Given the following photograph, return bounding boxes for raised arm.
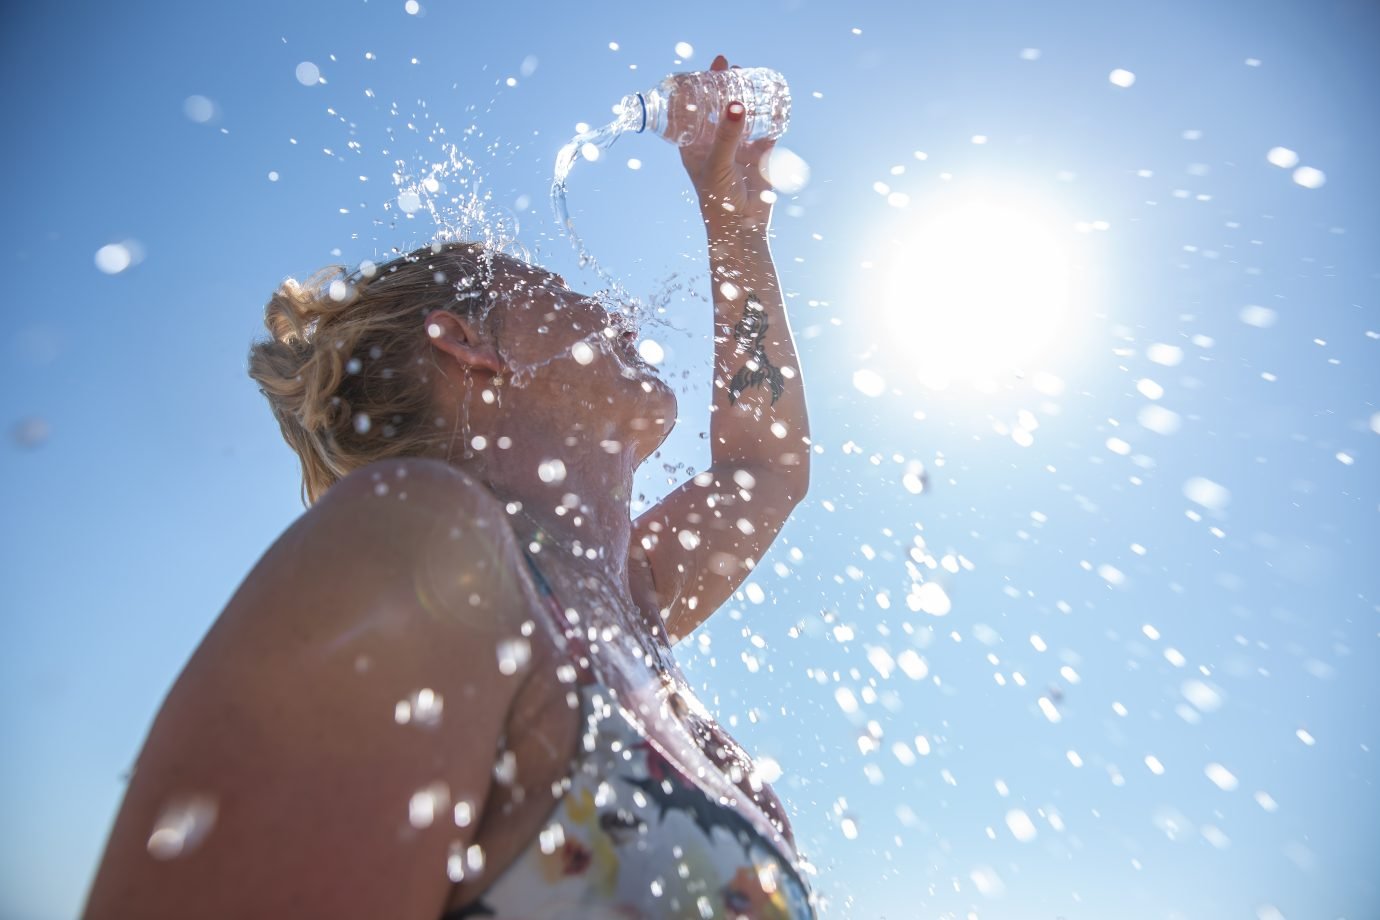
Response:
[633,54,811,645]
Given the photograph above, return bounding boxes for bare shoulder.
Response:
[266,456,527,631]
[320,456,512,544]
[326,456,501,511]
[82,458,534,919]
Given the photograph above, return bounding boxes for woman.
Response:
[83,54,812,919]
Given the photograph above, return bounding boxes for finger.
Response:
[707,100,747,183]
[711,54,728,71]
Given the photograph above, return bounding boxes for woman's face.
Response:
[483,254,678,454]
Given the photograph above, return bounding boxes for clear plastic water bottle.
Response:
[551,65,791,289]
[622,66,792,147]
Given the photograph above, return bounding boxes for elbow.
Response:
[784,460,810,506]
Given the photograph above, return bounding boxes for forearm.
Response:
[705,232,810,495]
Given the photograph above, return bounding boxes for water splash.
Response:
[550,109,643,297]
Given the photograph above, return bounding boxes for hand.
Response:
[678,54,777,240]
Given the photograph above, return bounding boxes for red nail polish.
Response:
[727,101,745,122]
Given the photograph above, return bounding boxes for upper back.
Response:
[83,458,537,920]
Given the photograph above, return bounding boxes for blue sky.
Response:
[2,0,1377,917]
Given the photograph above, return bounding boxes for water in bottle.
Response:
[550,66,791,288]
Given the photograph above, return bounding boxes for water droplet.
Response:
[1205,762,1238,791]
[1005,808,1037,842]
[674,41,694,58]
[970,865,1006,897]
[409,782,449,827]
[95,243,134,275]
[295,61,321,86]
[497,637,531,676]
[896,649,929,680]
[908,582,950,616]
[1294,165,1326,189]
[538,459,567,484]
[1240,304,1277,328]
[1037,697,1062,723]
[466,843,485,874]
[146,794,218,860]
[183,95,215,123]
[753,756,782,783]
[1183,477,1230,511]
[1146,342,1183,366]
[1139,404,1181,435]
[571,340,595,365]
[11,417,50,449]
[1266,145,1300,168]
[1108,68,1136,88]
[1181,679,1223,712]
[637,338,665,364]
[852,369,886,398]
[447,841,466,881]
[538,822,566,854]
[834,687,859,714]
[765,146,811,193]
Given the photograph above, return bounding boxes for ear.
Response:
[424,309,505,377]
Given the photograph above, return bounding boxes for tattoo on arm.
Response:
[726,291,785,406]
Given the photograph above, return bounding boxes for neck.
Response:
[451,430,640,593]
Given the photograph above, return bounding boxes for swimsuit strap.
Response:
[519,544,564,618]
[519,544,596,672]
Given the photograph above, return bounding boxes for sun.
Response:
[881,195,1076,389]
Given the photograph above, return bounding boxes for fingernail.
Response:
[727,101,745,122]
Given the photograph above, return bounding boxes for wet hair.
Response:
[247,240,503,507]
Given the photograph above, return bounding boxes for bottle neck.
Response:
[633,92,648,133]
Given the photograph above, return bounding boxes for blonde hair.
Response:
[247,240,501,507]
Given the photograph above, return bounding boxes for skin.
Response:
[422,250,677,614]
[81,53,810,919]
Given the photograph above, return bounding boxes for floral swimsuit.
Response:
[441,547,819,919]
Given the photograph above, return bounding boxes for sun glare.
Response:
[882,197,1075,389]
